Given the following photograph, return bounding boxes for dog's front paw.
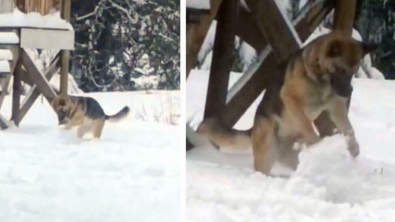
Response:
[347,137,360,157]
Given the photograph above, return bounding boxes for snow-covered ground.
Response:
[187,70,395,221]
[0,93,180,222]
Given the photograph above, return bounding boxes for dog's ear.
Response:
[360,42,378,55]
[327,40,343,58]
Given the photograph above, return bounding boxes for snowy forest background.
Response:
[197,0,395,80]
[67,0,180,92]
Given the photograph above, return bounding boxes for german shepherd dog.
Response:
[197,32,378,175]
[51,95,130,139]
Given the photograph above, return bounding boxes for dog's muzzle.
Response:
[330,73,353,97]
[58,111,67,125]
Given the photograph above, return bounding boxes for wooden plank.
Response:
[244,0,302,61]
[220,0,334,127]
[20,28,74,50]
[60,0,71,96]
[186,0,223,79]
[60,50,69,96]
[61,0,71,21]
[14,54,60,126]
[20,49,56,98]
[333,0,357,36]
[204,0,240,120]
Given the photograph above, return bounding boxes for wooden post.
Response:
[333,0,357,36]
[204,0,239,120]
[60,0,71,96]
[186,0,223,79]
[11,50,22,125]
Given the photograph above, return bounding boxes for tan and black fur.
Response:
[197,32,378,175]
[51,95,130,139]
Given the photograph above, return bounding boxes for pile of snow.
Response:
[186,0,210,9]
[0,8,73,30]
[187,70,395,221]
[0,93,180,221]
[0,32,19,44]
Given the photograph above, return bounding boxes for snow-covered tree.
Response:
[71,0,179,92]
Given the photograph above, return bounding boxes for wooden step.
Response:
[0,60,11,76]
[0,31,19,45]
[0,49,13,60]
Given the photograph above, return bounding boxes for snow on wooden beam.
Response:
[0,31,19,44]
[20,28,74,50]
[204,0,240,120]
[0,49,13,60]
[0,8,72,30]
[186,0,223,79]
[0,60,10,71]
[245,0,302,61]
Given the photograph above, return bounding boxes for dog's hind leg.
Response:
[251,117,279,175]
[92,118,105,139]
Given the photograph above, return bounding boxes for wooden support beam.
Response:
[236,7,267,52]
[14,54,60,126]
[11,52,22,124]
[245,0,302,61]
[204,0,240,120]
[21,49,56,99]
[186,0,223,79]
[333,0,357,36]
[60,0,71,96]
[220,0,334,127]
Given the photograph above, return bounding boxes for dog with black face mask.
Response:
[51,95,129,139]
[197,32,378,175]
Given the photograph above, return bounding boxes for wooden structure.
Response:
[0,0,73,129]
[186,0,357,150]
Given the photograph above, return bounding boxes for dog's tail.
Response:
[197,117,252,154]
[105,106,130,123]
